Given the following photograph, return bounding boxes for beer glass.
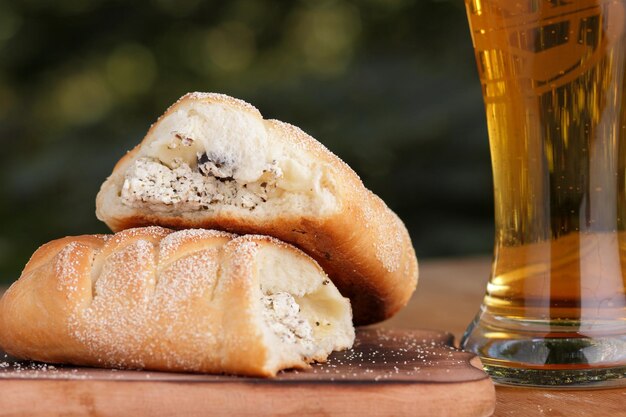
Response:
[461,0,626,386]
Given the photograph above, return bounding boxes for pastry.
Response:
[96,92,418,324]
[0,226,355,377]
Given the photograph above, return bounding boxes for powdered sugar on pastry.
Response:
[0,227,355,377]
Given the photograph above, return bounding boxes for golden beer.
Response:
[461,0,626,386]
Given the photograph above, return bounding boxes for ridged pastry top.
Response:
[0,226,356,375]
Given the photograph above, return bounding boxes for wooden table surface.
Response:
[380,256,626,417]
[1,257,625,416]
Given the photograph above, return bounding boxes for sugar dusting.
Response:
[149,248,222,369]
[108,226,171,244]
[267,119,360,181]
[72,238,157,368]
[23,227,344,373]
[234,234,322,265]
[66,229,231,370]
[361,193,403,273]
[148,92,261,131]
[55,242,84,295]
[159,228,234,260]
[184,92,260,115]
[281,329,484,383]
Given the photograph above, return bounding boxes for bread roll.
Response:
[0,227,355,377]
[96,92,418,324]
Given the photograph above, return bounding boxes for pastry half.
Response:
[96,92,418,324]
[0,227,355,377]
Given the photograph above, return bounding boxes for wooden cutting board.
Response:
[0,328,495,417]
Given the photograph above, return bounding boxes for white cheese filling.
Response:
[262,292,314,352]
[121,157,281,212]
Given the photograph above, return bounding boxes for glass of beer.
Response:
[461,0,626,386]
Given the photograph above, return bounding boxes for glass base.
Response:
[482,362,626,388]
[461,308,626,387]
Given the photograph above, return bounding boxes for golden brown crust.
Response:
[96,93,418,325]
[0,227,352,377]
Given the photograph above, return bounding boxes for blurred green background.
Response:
[0,0,493,283]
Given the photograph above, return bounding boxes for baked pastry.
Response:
[0,227,355,377]
[96,92,418,324]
